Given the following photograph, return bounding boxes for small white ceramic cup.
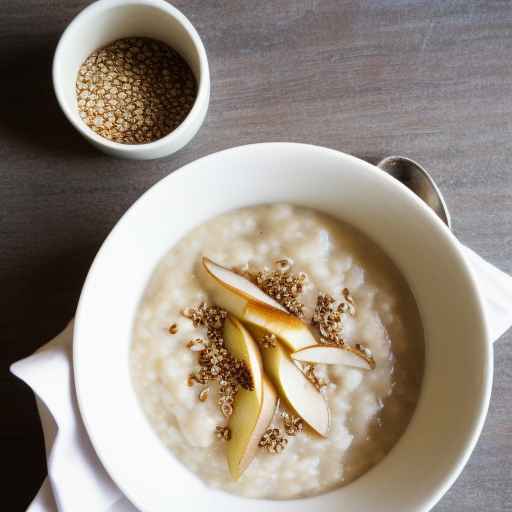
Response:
[53,0,210,160]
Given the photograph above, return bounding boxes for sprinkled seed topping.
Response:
[198,387,210,402]
[282,412,304,436]
[186,302,227,329]
[253,268,306,318]
[219,382,238,398]
[168,323,178,334]
[217,382,237,416]
[218,393,235,418]
[259,333,277,349]
[216,426,231,441]
[302,363,328,391]
[186,338,208,351]
[275,257,293,272]
[312,290,356,345]
[259,427,288,453]
[220,401,233,418]
[183,302,253,419]
[312,293,345,345]
[76,37,197,144]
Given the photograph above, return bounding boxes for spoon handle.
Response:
[377,156,452,230]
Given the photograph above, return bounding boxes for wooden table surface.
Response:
[1,1,511,510]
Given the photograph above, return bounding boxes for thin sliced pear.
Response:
[292,344,376,370]
[203,256,286,313]
[227,377,277,479]
[203,257,316,351]
[223,316,277,479]
[223,316,263,400]
[250,326,330,437]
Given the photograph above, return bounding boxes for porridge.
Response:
[131,204,424,499]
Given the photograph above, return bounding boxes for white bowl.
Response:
[74,143,492,512]
[53,0,210,160]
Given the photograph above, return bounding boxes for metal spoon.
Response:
[377,155,452,230]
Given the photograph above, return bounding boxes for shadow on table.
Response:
[0,33,98,159]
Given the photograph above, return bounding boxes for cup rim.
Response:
[52,0,209,153]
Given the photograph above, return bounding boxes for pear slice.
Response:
[203,257,287,312]
[250,326,330,437]
[227,377,277,479]
[223,316,277,479]
[223,315,263,401]
[291,344,376,370]
[202,257,316,351]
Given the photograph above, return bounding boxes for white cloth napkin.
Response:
[11,245,512,512]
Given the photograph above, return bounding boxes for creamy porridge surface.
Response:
[131,204,424,499]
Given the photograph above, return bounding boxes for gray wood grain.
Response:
[0,0,510,510]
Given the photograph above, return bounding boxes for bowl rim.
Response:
[52,0,210,153]
[73,142,492,512]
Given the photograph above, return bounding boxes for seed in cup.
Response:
[76,37,197,145]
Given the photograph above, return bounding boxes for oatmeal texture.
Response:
[131,204,424,499]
